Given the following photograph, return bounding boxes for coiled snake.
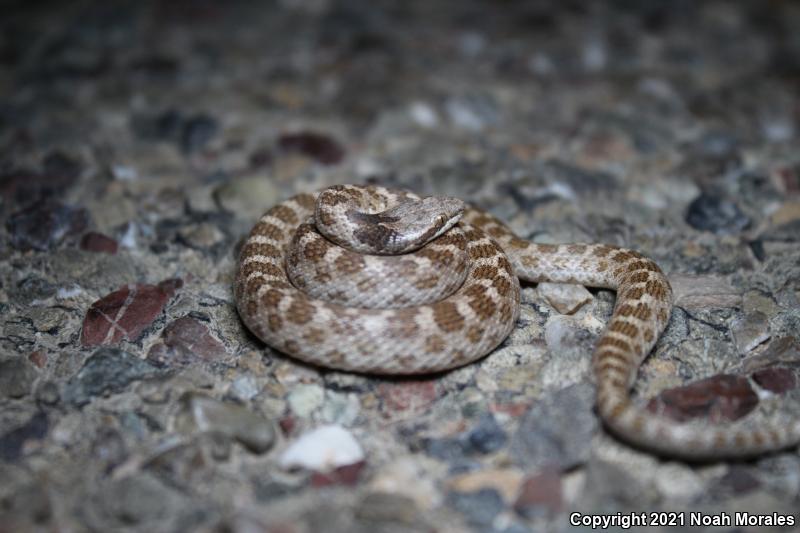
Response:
[235,184,799,460]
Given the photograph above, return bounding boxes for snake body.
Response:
[235,184,800,460]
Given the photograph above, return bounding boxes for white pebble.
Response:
[279,424,364,471]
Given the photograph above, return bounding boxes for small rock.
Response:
[228,375,261,401]
[63,348,162,407]
[538,282,593,314]
[646,374,758,423]
[730,311,770,353]
[34,381,60,405]
[751,367,797,394]
[6,200,90,251]
[279,425,364,471]
[179,393,276,454]
[80,232,118,254]
[176,222,225,250]
[0,151,81,207]
[278,131,345,165]
[310,460,365,487]
[668,274,742,309]
[377,380,438,418]
[355,492,421,525]
[213,175,280,220]
[287,384,325,418]
[27,351,47,369]
[0,358,38,398]
[446,488,504,529]
[742,337,800,373]
[146,315,227,366]
[320,390,360,425]
[716,466,761,494]
[466,413,507,454]
[447,469,524,502]
[511,383,597,470]
[180,114,218,154]
[685,193,750,234]
[0,412,48,462]
[81,279,182,347]
[513,468,563,519]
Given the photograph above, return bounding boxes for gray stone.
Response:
[63,348,162,407]
[730,311,771,353]
[511,383,598,470]
[0,358,37,398]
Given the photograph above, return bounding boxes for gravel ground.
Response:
[1,1,800,532]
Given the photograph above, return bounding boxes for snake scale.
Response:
[235,184,800,460]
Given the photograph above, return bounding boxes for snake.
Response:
[235,184,800,460]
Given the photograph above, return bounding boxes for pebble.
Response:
[355,492,421,525]
[466,413,507,454]
[685,193,750,234]
[447,469,524,502]
[147,315,227,366]
[670,274,742,309]
[279,425,364,471]
[445,488,504,529]
[80,232,118,254]
[0,151,81,207]
[0,412,48,462]
[6,201,90,251]
[287,384,325,418]
[179,393,276,454]
[0,358,38,398]
[513,468,563,519]
[751,367,797,394]
[376,380,439,418]
[730,311,771,353]
[63,348,162,407]
[228,375,261,401]
[213,175,280,220]
[180,114,218,154]
[81,278,183,347]
[310,461,365,487]
[511,383,597,470]
[320,390,360,425]
[646,374,758,423]
[278,131,345,165]
[537,282,593,315]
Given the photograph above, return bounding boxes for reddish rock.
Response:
[6,200,89,251]
[146,316,227,366]
[310,461,365,487]
[28,350,48,369]
[81,279,182,347]
[751,367,797,394]
[513,468,563,519]
[80,231,118,254]
[490,401,529,418]
[377,380,438,416]
[646,374,758,423]
[278,131,345,165]
[717,466,761,494]
[279,415,295,436]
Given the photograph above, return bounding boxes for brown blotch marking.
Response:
[657,308,669,324]
[414,275,439,290]
[473,264,499,280]
[628,260,658,273]
[592,245,615,258]
[752,431,765,448]
[268,314,283,332]
[509,237,531,249]
[536,243,558,254]
[246,299,258,318]
[245,278,265,296]
[303,236,332,261]
[606,401,627,419]
[521,256,540,268]
[387,308,420,338]
[241,261,283,280]
[595,350,631,368]
[491,276,512,297]
[243,242,282,259]
[432,301,465,332]
[597,260,609,272]
[391,294,411,306]
[768,429,781,445]
[595,361,628,377]
[317,209,335,227]
[261,288,284,309]
[254,222,284,241]
[453,349,470,363]
[608,320,640,338]
[596,337,632,353]
[319,192,349,206]
[496,256,514,275]
[326,350,346,366]
[643,329,654,343]
[397,354,416,368]
[334,252,366,275]
[626,271,650,284]
[567,244,587,254]
[646,279,669,299]
[470,243,497,260]
[713,431,727,449]
[499,302,514,322]
[466,325,484,343]
[633,303,652,321]
[284,339,300,354]
[631,414,645,433]
[433,231,465,248]
[425,335,446,353]
[734,432,747,448]
[303,327,325,344]
[287,298,315,324]
[465,285,496,320]
[487,226,507,238]
[295,193,316,209]
[417,246,453,266]
[271,205,299,224]
[621,287,644,301]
